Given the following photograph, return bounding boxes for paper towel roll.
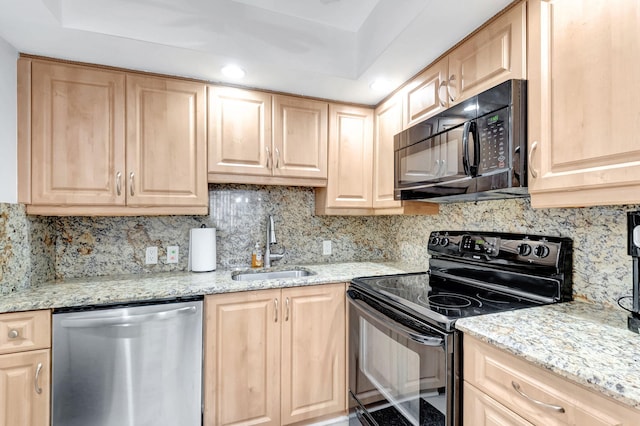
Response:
[189,227,216,272]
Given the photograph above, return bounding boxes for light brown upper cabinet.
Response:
[527,0,640,208]
[402,1,526,128]
[316,101,438,216]
[208,87,328,186]
[273,95,328,181]
[403,58,449,129]
[373,94,403,209]
[447,1,526,105]
[316,104,374,213]
[18,58,208,216]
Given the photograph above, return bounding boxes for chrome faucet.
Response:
[265,215,285,267]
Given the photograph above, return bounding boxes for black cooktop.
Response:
[351,231,573,331]
[352,272,542,331]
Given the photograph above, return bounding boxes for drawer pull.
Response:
[512,381,565,413]
[8,329,19,339]
[34,362,43,394]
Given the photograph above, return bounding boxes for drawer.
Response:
[0,310,51,355]
[463,334,640,426]
[464,381,534,426]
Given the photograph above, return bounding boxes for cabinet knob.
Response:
[8,329,19,339]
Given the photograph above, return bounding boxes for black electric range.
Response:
[351,231,573,332]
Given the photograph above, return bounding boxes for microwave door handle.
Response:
[470,121,480,176]
[462,121,472,175]
[347,295,445,347]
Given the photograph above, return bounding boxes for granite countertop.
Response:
[0,261,419,314]
[456,301,640,410]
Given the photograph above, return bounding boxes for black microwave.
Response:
[394,79,527,202]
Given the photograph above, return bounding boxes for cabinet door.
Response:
[448,2,526,104]
[373,95,403,209]
[528,0,640,207]
[126,75,207,207]
[403,58,449,129]
[204,291,281,426]
[209,86,273,177]
[323,104,374,209]
[30,61,125,206]
[281,283,346,424]
[273,95,328,180]
[0,350,50,426]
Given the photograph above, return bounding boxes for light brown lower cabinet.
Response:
[463,334,640,426]
[0,310,51,426]
[204,283,347,425]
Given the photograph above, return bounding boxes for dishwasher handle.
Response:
[59,306,197,328]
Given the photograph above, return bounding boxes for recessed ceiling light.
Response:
[369,78,392,92]
[221,65,246,79]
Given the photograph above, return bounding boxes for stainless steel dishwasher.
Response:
[52,298,203,426]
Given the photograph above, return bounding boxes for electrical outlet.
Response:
[145,246,158,264]
[322,240,332,256]
[167,246,179,264]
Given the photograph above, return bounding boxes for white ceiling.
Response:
[0,0,514,105]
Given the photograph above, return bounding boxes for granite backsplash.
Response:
[0,184,638,309]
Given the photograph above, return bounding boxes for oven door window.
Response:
[350,297,448,426]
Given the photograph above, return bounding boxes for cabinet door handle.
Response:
[511,381,565,413]
[34,362,43,394]
[285,297,290,321]
[274,298,278,323]
[448,74,458,102]
[129,172,135,196]
[437,80,447,107]
[529,141,539,178]
[275,148,281,169]
[116,171,122,196]
[266,146,272,169]
[8,329,19,339]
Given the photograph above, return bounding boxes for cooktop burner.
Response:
[351,231,573,331]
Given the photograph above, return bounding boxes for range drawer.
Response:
[463,334,640,426]
[464,381,534,426]
[0,310,51,355]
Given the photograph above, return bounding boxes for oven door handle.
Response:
[348,295,445,347]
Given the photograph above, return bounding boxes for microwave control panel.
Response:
[477,107,509,175]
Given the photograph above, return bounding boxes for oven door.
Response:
[347,288,455,426]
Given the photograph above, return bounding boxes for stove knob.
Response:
[430,236,440,245]
[534,244,550,258]
[518,243,532,256]
[440,237,449,246]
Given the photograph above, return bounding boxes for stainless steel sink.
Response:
[231,269,315,281]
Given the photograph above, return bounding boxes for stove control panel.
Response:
[428,231,565,267]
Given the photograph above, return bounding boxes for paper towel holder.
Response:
[188,225,217,272]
